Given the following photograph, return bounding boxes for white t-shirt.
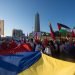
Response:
[44,47,51,55]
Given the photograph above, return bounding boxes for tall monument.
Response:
[34,13,40,32]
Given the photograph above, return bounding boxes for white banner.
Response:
[33,32,41,38]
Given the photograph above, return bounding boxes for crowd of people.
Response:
[0,37,75,61]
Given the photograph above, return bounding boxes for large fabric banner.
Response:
[0,50,75,75]
[0,51,41,75]
[19,53,75,75]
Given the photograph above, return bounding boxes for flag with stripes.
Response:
[57,23,70,30]
[0,48,75,75]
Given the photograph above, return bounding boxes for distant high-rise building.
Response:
[12,29,25,39]
[34,13,40,32]
[0,20,4,35]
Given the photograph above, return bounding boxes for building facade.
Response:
[12,29,25,40]
[0,20,4,35]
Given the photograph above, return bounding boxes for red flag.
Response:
[0,43,32,55]
[57,24,61,30]
[8,40,17,49]
[72,30,75,37]
[35,32,38,40]
[49,23,55,40]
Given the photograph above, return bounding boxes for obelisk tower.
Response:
[34,13,40,32]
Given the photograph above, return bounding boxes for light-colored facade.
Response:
[0,20,4,35]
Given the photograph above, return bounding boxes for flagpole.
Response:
[32,26,34,39]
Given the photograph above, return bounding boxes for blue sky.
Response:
[0,0,75,36]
